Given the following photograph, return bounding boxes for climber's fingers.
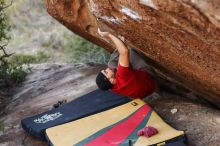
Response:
[98,28,110,37]
[118,35,125,42]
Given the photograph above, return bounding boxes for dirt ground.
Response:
[0,64,219,146]
[148,97,220,146]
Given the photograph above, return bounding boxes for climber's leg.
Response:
[129,48,151,71]
[108,49,119,70]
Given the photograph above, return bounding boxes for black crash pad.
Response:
[21,89,132,140]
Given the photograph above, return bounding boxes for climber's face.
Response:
[101,68,116,85]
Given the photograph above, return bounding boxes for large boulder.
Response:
[46,0,220,107]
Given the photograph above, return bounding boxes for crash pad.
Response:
[21,89,132,140]
[46,99,186,146]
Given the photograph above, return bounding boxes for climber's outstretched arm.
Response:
[98,29,129,67]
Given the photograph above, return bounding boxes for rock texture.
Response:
[150,97,220,146]
[0,63,219,146]
[46,0,220,107]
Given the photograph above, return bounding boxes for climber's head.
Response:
[96,68,116,90]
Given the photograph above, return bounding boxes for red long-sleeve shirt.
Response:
[111,64,156,99]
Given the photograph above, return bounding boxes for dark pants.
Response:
[108,48,150,71]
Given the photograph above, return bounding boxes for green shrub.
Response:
[0,55,29,86]
[9,51,50,66]
[2,51,50,84]
[9,54,36,66]
[34,51,50,63]
[64,35,110,64]
[5,65,28,84]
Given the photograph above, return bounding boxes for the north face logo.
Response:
[34,112,62,124]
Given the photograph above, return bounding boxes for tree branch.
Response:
[0,0,14,11]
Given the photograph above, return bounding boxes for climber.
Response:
[96,29,156,99]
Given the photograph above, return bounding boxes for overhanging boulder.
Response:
[46,0,220,107]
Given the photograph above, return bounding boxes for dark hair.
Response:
[96,72,113,90]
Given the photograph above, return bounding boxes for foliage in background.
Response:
[0,50,50,87]
[9,51,50,66]
[0,0,29,87]
[64,35,110,64]
[5,0,109,64]
[0,0,10,42]
[5,0,72,63]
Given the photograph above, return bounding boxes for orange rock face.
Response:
[46,0,220,107]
